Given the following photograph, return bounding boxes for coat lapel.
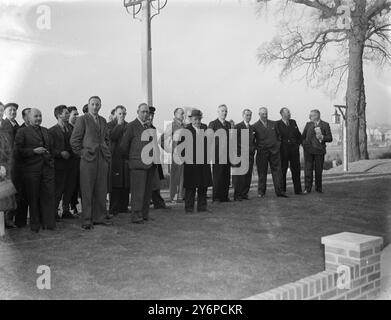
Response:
[27,125,41,142]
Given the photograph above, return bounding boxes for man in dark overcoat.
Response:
[183,109,213,213]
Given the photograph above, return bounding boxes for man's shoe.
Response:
[81,224,93,230]
[242,196,250,200]
[315,189,323,193]
[62,211,76,219]
[132,220,144,224]
[258,193,265,198]
[105,213,114,220]
[234,197,242,201]
[277,193,289,198]
[154,204,171,210]
[93,221,113,226]
[303,189,311,194]
[5,221,16,229]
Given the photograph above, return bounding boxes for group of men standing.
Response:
[0,97,332,232]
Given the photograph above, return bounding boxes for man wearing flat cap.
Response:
[2,103,22,228]
[183,109,213,213]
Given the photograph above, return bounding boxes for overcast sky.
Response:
[0,0,390,129]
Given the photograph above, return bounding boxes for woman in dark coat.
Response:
[108,106,130,216]
[183,109,213,213]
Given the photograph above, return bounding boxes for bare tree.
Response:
[257,0,391,162]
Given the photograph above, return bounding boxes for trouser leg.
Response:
[197,187,208,211]
[184,188,196,212]
[290,147,302,194]
[256,151,268,195]
[314,154,325,191]
[40,165,56,229]
[24,169,41,231]
[79,158,97,225]
[269,151,283,195]
[304,152,314,191]
[130,169,146,222]
[142,167,155,219]
[91,154,108,223]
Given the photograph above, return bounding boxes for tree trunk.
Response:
[346,41,363,162]
[359,81,369,159]
[346,3,368,162]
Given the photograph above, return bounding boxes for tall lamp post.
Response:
[123,0,167,107]
[333,105,348,172]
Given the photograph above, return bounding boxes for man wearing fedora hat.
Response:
[183,109,213,213]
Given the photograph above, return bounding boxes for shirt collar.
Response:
[137,117,148,127]
[218,118,226,126]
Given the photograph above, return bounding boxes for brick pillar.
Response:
[321,232,383,299]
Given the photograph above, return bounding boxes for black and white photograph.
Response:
[0,0,391,305]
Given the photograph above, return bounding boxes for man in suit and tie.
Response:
[14,108,56,232]
[120,103,156,224]
[276,107,303,195]
[302,109,333,193]
[208,104,232,202]
[161,107,185,203]
[253,107,287,198]
[233,109,256,201]
[108,105,130,216]
[70,96,112,230]
[49,105,76,220]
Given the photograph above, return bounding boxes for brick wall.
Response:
[245,232,383,300]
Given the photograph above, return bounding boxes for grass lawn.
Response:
[1,176,390,299]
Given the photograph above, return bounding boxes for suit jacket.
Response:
[234,121,256,156]
[70,113,111,162]
[1,118,19,147]
[160,118,185,153]
[183,123,213,189]
[108,119,129,189]
[120,118,155,170]
[14,125,54,170]
[302,120,333,155]
[208,118,231,164]
[276,119,302,149]
[253,119,281,154]
[49,123,74,171]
